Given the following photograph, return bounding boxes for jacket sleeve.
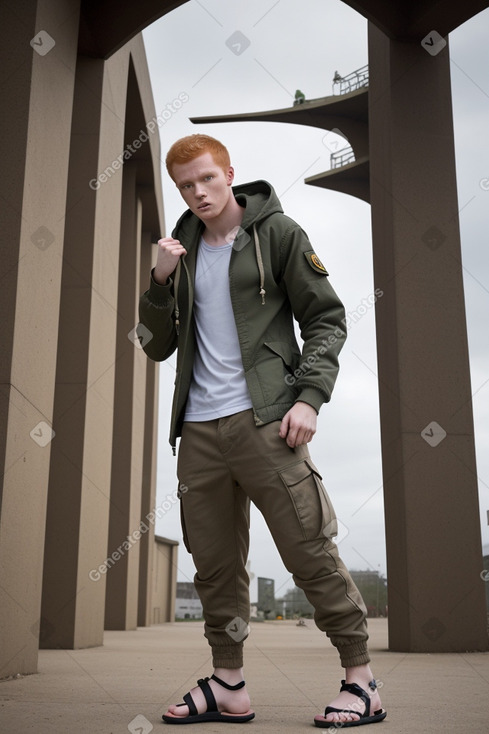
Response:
[138,269,178,362]
[279,222,347,413]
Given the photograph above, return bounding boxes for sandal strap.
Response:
[324,705,360,717]
[181,675,245,718]
[196,677,218,713]
[338,679,372,718]
[182,691,198,717]
[211,674,245,691]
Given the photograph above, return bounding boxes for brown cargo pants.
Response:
[177,409,370,670]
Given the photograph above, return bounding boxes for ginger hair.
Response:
[165,134,231,181]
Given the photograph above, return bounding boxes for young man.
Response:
[138,134,386,727]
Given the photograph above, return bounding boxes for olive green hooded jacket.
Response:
[138,180,347,452]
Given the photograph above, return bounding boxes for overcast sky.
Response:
[142,0,489,601]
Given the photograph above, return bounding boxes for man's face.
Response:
[172,152,234,222]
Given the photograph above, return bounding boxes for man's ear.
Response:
[226,166,235,185]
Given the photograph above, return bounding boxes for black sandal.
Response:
[314,679,387,728]
[162,674,255,725]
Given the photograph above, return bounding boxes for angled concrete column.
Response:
[368,23,488,651]
[40,51,127,649]
[0,0,79,676]
[105,167,146,630]
[138,234,159,627]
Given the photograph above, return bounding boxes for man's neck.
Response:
[202,196,244,247]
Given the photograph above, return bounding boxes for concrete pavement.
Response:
[1,619,488,733]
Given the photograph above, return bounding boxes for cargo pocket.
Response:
[279,459,337,541]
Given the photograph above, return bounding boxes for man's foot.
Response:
[314,665,386,728]
[163,669,254,724]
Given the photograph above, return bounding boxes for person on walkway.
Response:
[138,133,386,728]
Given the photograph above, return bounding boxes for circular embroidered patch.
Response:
[312,254,325,270]
[304,250,328,275]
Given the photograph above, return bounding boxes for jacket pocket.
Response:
[256,341,301,405]
[264,341,299,372]
[278,459,337,541]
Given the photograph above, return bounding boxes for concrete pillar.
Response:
[368,23,488,651]
[138,234,159,627]
[0,0,80,676]
[104,167,146,630]
[40,53,125,649]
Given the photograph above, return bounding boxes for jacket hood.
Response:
[171,180,283,245]
[171,180,283,319]
[233,179,283,229]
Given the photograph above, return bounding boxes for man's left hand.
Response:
[279,401,317,448]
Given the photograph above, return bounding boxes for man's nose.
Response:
[194,184,206,198]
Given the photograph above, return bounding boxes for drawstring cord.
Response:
[253,224,266,305]
[173,258,182,335]
[174,227,265,329]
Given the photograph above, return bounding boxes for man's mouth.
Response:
[198,202,210,210]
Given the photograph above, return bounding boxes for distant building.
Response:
[272,571,388,620]
[257,577,276,618]
[277,586,314,618]
[350,570,388,617]
[175,582,203,619]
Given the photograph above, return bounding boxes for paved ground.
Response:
[1,618,488,733]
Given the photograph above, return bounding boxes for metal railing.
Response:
[332,64,369,95]
[330,146,355,169]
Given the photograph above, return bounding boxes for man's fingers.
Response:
[279,414,289,439]
[157,236,181,246]
[158,237,186,255]
[280,403,317,447]
[285,422,302,448]
[289,427,307,448]
[153,237,187,284]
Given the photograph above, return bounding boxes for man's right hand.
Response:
[153,237,187,285]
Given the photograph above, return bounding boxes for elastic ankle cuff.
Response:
[212,644,244,669]
[335,640,371,668]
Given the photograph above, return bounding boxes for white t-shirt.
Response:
[184,237,253,421]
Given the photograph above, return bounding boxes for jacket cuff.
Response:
[296,387,327,414]
[148,268,174,307]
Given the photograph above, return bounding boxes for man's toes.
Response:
[325,712,360,723]
[167,704,189,717]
